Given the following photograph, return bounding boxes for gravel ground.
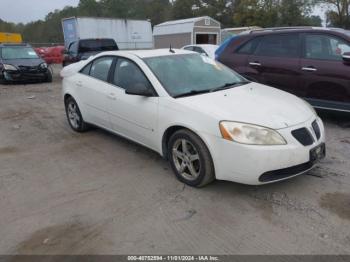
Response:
[0,65,349,255]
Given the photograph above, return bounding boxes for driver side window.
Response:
[113,58,152,91]
[304,34,350,61]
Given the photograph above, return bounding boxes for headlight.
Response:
[3,64,18,71]
[219,121,287,145]
[39,63,48,69]
[302,100,317,116]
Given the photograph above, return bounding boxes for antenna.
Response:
[169,44,175,53]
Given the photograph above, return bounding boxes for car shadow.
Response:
[317,109,350,128]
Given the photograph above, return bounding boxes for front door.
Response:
[247,33,303,96]
[300,33,350,110]
[107,57,159,149]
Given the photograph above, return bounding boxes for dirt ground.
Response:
[0,65,350,255]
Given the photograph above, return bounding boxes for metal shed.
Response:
[153,16,221,49]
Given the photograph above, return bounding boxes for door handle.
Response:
[76,81,83,87]
[107,93,117,100]
[249,62,262,66]
[302,66,317,72]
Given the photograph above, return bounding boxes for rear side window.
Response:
[254,34,300,58]
[236,38,261,54]
[193,46,207,55]
[304,34,350,61]
[79,39,118,53]
[90,56,114,82]
[184,46,193,51]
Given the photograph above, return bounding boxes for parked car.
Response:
[0,43,52,83]
[216,27,350,113]
[61,49,325,187]
[182,44,219,59]
[62,38,119,67]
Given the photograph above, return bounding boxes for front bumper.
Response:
[2,69,48,82]
[203,117,325,185]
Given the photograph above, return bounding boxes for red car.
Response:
[216,27,350,113]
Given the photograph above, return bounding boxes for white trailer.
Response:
[62,17,153,49]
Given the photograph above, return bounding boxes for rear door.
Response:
[247,33,303,96]
[76,56,115,129]
[300,33,350,109]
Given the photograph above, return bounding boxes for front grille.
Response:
[259,161,314,183]
[312,120,321,140]
[19,66,39,73]
[292,128,314,146]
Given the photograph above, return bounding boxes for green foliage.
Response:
[0,0,323,44]
[319,0,350,29]
[233,0,321,27]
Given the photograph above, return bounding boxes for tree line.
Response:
[0,0,348,44]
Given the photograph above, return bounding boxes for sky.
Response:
[0,0,80,24]
[0,0,326,25]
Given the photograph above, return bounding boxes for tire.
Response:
[168,129,215,187]
[0,74,7,85]
[45,69,53,83]
[65,97,89,132]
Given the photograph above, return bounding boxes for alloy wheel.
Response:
[67,101,81,129]
[172,139,201,181]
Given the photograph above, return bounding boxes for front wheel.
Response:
[168,129,215,187]
[45,69,53,83]
[65,97,89,132]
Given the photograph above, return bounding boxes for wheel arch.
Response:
[161,125,213,162]
[64,93,73,105]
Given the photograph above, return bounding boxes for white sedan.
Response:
[61,49,325,187]
[182,44,219,59]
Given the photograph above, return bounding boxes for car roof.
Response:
[241,26,350,36]
[100,49,194,59]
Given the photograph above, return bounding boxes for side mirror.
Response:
[342,52,350,64]
[125,83,154,97]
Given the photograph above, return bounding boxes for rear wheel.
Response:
[168,129,215,187]
[65,97,89,132]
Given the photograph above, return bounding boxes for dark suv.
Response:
[63,38,119,67]
[216,27,350,113]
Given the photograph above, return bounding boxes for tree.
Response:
[318,0,350,28]
[171,0,199,19]
[144,0,172,25]
[233,0,321,27]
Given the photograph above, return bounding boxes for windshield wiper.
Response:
[210,81,250,93]
[173,89,212,98]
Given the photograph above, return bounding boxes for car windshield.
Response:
[1,47,39,59]
[143,54,247,97]
[79,39,118,53]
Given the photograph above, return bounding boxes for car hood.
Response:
[176,83,315,129]
[1,58,44,67]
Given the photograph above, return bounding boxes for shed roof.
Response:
[153,16,220,36]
